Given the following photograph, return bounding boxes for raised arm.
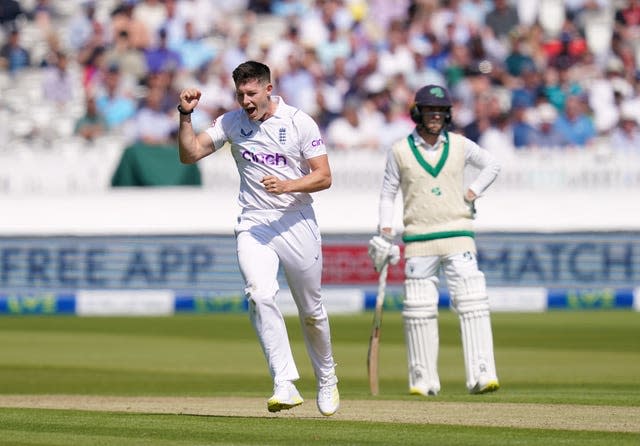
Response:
[177,87,216,164]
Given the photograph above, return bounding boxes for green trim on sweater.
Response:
[403,230,475,243]
[407,132,449,178]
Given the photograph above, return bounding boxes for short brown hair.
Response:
[232,60,271,86]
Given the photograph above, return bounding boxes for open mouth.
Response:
[245,106,257,116]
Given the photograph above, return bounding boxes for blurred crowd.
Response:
[1,0,640,156]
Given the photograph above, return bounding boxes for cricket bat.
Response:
[367,261,389,396]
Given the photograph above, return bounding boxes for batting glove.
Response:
[368,235,400,272]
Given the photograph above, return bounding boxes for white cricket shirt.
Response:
[205,96,327,211]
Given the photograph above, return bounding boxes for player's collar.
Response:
[411,129,447,149]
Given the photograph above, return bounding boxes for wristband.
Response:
[177,104,193,115]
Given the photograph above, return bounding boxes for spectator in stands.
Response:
[175,0,218,38]
[615,0,640,28]
[143,68,181,113]
[248,0,272,15]
[462,90,500,143]
[162,0,186,49]
[484,0,519,39]
[326,96,380,151]
[28,0,56,32]
[144,28,182,74]
[505,33,536,77]
[377,100,414,152]
[271,0,308,18]
[443,41,469,89]
[172,20,216,71]
[615,0,640,44]
[74,95,107,141]
[132,0,167,46]
[126,86,177,145]
[588,57,632,134]
[377,18,415,79]
[609,105,640,154]
[0,0,23,30]
[221,28,259,75]
[553,94,596,147]
[424,32,450,74]
[323,55,353,98]
[265,24,302,78]
[530,102,570,149]
[278,51,318,115]
[95,63,137,130]
[547,30,586,71]
[0,28,30,74]
[184,62,235,131]
[542,64,583,112]
[105,29,148,86]
[111,0,151,51]
[315,21,351,73]
[67,0,97,52]
[368,0,409,33]
[510,62,543,109]
[79,45,106,95]
[42,51,74,106]
[479,111,516,161]
[409,43,447,92]
[459,0,490,30]
[511,96,538,149]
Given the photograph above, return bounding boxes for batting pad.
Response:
[402,279,440,395]
[449,273,498,390]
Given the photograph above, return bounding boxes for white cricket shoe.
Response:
[409,385,439,396]
[317,376,340,416]
[267,381,304,413]
[470,375,500,395]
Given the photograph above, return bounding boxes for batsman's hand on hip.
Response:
[368,235,400,272]
[464,188,478,219]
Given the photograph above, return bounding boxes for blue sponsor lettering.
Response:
[0,243,215,289]
[122,250,154,284]
[478,241,636,285]
[87,248,107,286]
[1,247,20,285]
[28,248,50,285]
[58,247,79,286]
[122,245,213,285]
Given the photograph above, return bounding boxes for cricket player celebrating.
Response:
[368,84,501,396]
[177,61,339,416]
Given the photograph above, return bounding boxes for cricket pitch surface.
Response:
[0,395,638,433]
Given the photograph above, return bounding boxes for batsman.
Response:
[368,84,501,396]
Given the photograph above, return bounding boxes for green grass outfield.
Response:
[0,310,639,445]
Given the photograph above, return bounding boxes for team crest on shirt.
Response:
[279,127,286,144]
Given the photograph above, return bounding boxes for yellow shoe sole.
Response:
[470,380,500,395]
[409,387,438,396]
[267,398,303,413]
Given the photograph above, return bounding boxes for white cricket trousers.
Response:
[235,205,337,385]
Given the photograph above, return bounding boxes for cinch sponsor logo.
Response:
[311,138,324,147]
[242,150,287,166]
